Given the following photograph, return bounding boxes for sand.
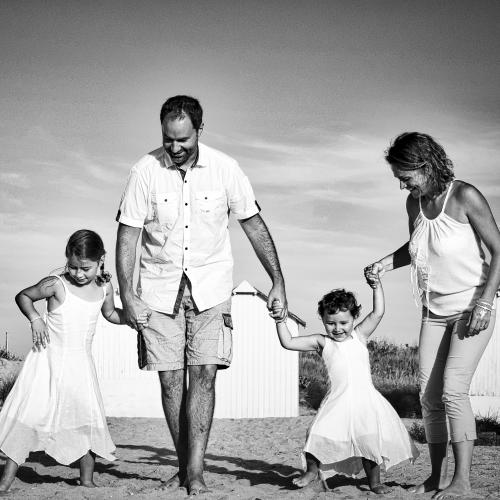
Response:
[1,416,499,499]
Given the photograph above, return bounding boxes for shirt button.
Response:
[184,180,187,183]
[164,198,168,202]
[185,225,188,229]
[185,202,188,206]
[185,247,188,250]
[184,268,188,271]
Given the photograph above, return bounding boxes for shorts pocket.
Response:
[218,313,233,365]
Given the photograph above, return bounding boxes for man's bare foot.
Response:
[160,472,187,490]
[433,479,471,499]
[409,476,446,494]
[370,483,391,494]
[187,477,209,496]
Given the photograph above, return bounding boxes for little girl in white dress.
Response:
[0,230,148,492]
[272,270,419,494]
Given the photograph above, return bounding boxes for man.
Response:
[115,95,287,495]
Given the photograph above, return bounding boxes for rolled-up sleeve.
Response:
[227,162,260,220]
[116,165,149,228]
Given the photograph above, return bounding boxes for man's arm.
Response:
[116,223,150,330]
[239,213,287,318]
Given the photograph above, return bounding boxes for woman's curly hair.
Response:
[317,289,361,319]
[385,132,455,196]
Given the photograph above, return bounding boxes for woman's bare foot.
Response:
[433,479,471,499]
[370,483,391,494]
[187,476,209,496]
[292,470,319,488]
[409,475,447,494]
[76,479,97,488]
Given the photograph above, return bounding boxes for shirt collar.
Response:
[161,142,208,169]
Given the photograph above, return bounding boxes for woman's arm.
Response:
[15,276,62,350]
[365,195,416,278]
[462,184,500,333]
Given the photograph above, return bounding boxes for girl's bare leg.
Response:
[362,458,391,494]
[79,451,97,487]
[0,458,19,492]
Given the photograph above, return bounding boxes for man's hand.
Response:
[122,295,152,331]
[267,282,288,322]
[466,303,492,337]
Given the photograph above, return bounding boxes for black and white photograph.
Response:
[1,1,499,499]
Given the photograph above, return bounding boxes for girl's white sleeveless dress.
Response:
[0,276,116,465]
[303,330,419,477]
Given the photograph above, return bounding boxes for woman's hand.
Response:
[467,302,493,336]
[31,318,49,351]
[364,262,385,289]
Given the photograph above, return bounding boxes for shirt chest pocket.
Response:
[194,190,227,220]
[152,191,179,229]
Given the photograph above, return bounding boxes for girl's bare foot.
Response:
[370,483,391,494]
[292,470,319,488]
[433,479,471,499]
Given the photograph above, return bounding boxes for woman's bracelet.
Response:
[475,302,492,313]
[29,315,42,324]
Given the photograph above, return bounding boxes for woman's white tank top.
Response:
[409,181,489,316]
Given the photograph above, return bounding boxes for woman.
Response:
[365,132,500,499]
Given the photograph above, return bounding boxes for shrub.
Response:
[0,348,21,361]
[409,422,426,443]
[0,374,17,407]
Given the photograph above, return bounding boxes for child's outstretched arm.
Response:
[15,276,63,351]
[356,268,385,340]
[272,300,324,352]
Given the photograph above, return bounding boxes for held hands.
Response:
[267,282,288,322]
[270,299,287,324]
[466,299,494,337]
[364,262,385,289]
[123,296,152,332]
[31,317,50,351]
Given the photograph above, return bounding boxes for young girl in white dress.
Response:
[0,229,148,492]
[272,270,419,494]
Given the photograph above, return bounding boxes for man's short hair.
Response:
[160,95,203,131]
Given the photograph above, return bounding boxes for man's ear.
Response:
[198,124,204,137]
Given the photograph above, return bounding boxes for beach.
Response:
[1,416,499,499]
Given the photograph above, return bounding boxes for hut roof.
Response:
[232,280,306,327]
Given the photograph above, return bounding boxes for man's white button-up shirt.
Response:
[116,143,260,313]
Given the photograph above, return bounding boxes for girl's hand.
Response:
[364,262,383,289]
[270,299,287,323]
[467,303,492,336]
[31,318,49,351]
[136,310,151,331]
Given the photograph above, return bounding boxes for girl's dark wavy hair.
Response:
[65,229,111,285]
[317,289,361,319]
[385,132,455,196]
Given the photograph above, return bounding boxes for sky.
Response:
[1,0,499,356]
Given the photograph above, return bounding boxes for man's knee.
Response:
[420,387,444,414]
[189,364,217,392]
[158,369,185,394]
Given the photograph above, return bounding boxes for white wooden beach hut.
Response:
[92,280,306,419]
[469,290,500,417]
